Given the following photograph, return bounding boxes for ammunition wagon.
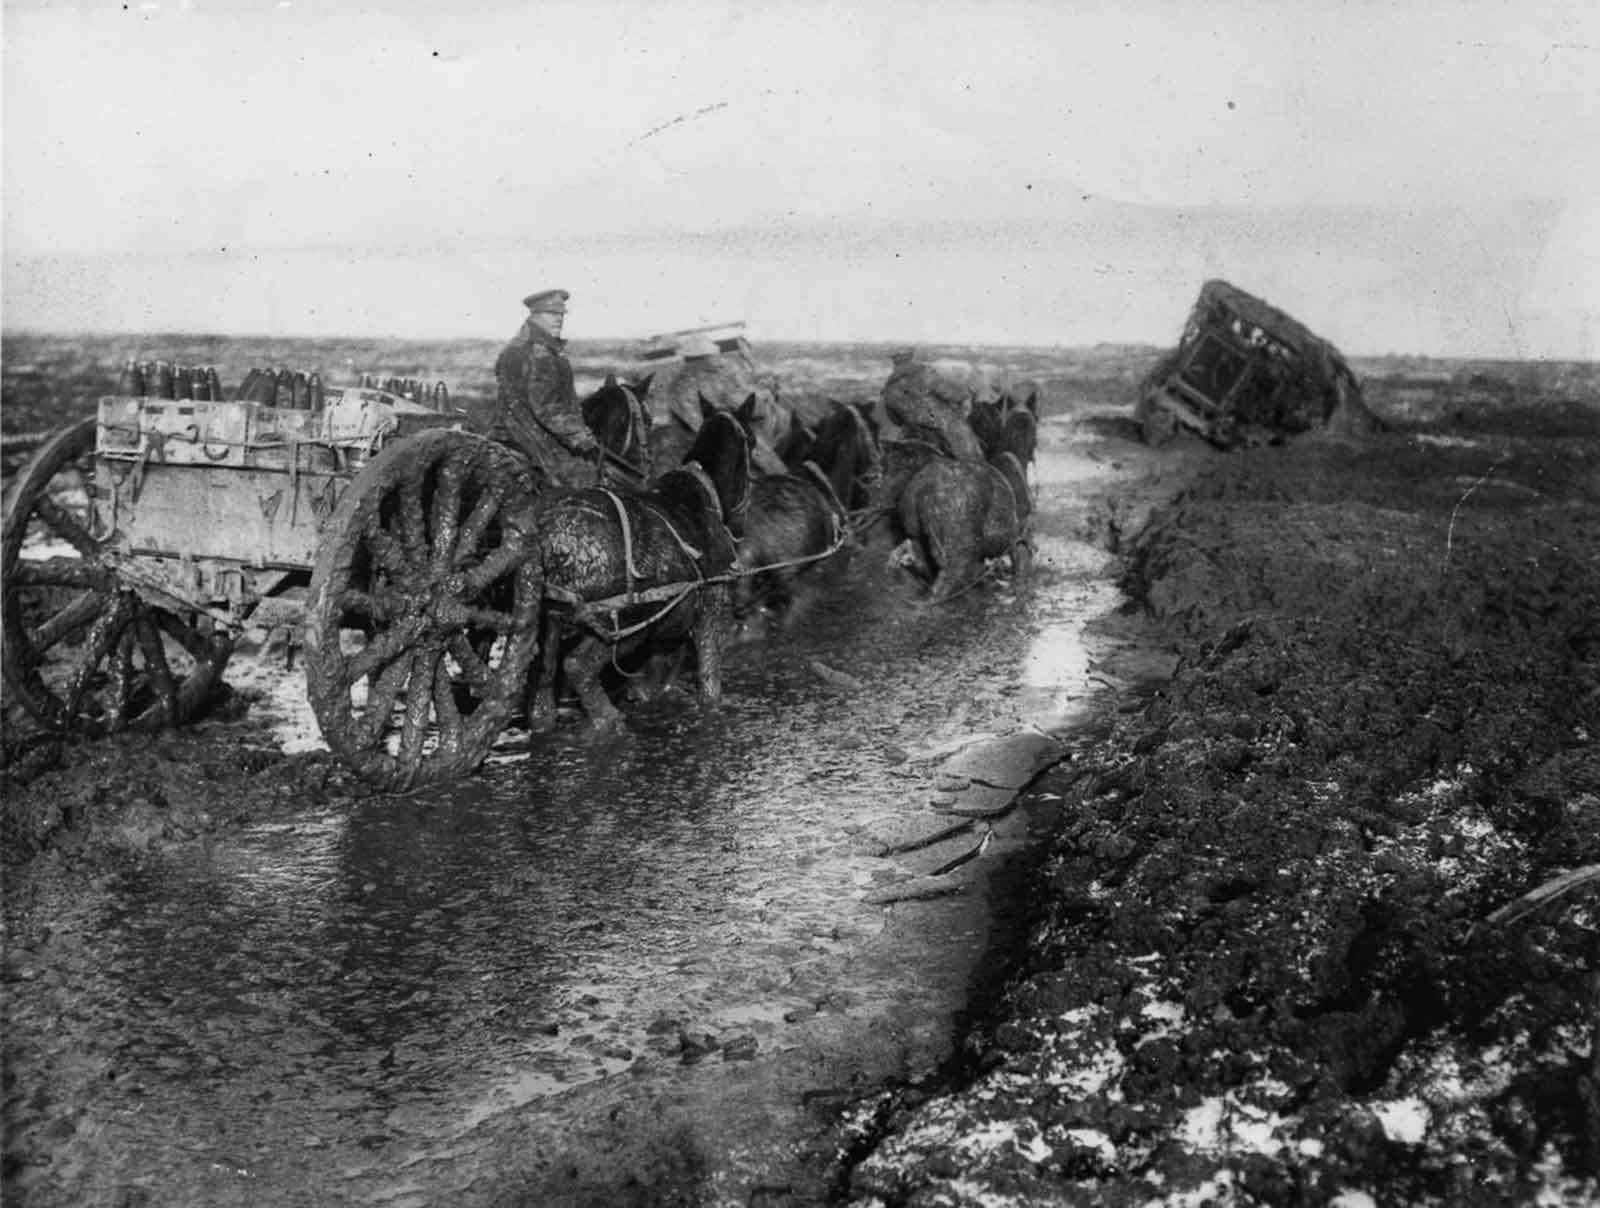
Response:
[2,374,551,789]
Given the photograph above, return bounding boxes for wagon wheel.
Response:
[1,418,233,735]
[303,429,544,790]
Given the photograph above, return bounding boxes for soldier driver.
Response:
[492,288,602,486]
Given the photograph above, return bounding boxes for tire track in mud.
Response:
[3,406,1177,1207]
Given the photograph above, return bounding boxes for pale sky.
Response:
[4,0,1598,357]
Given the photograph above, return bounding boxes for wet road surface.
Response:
[4,425,1135,1205]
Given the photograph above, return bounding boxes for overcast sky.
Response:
[4,0,1598,356]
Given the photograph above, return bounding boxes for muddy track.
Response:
[843,427,1600,1205]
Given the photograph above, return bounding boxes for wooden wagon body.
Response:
[3,383,550,789]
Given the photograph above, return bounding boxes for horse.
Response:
[853,433,949,555]
[723,401,876,624]
[774,408,817,470]
[893,449,1033,604]
[580,374,653,485]
[968,399,1006,460]
[525,409,752,730]
[801,401,880,512]
[1000,378,1043,421]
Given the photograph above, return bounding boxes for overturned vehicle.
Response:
[1135,279,1378,449]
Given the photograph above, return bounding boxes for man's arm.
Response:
[525,355,599,454]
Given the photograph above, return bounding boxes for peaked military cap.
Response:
[523,289,570,313]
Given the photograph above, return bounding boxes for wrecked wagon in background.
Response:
[1135,279,1378,449]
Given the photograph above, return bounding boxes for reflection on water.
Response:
[7,517,1123,1205]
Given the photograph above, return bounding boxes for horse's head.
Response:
[969,399,1006,459]
[775,409,816,470]
[810,401,882,509]
[580,375,652,474]
[1002,379,1042,421]
[684,409,752,539]
[1001,407,1038,469]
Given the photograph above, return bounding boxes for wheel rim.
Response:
[1,419,232,736]
[304,431,541,790]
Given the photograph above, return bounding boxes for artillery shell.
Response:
[118,359,145,397]
[174,365,194,400]
[190,370,210,401]
[151,360,175,399]
[256,369,280,404]
[433,380,450,410]
[308,372,325,411]
[206,367,223,401]
[290,370,308,409]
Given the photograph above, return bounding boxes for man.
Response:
[878,346,984,460]
[657,334,748,429]
[492,288,601,486]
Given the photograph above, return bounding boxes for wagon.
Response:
[1134,279,1374,449]
[2,377,551,790]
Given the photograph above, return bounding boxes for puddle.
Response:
[5,430,1137,1205]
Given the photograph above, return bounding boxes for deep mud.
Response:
[4,343,1598,1206]
[843,412,1600,1204]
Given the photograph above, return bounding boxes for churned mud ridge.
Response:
[1,692,349,869]
[842,428,1600,1205]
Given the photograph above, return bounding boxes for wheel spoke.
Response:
[365,527,411,581]
[29,592,106,656]
[103,630,137,730]
[459,605,518,633]
[62,597,131,722]
[344,623,417,684]
[11,558,113,590]
[398,647,440,766]
[452,489,503,570]
[445,633,493,689]
[134,616,180,724]
[352,654,413,749]
[432,660,465,751]
[398,472,428,566]
[429,452,471,575]
[33,492,101,558]
[462,544,531,597]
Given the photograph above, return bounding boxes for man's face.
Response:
[530,307,566,338]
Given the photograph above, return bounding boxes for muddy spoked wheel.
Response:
[1,418,233,735]
[303,430,543,790]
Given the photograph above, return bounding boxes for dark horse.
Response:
[892,410,1035,602]
[730,400,881,627]
[580,374,654,485]
[526,409,752,729]
[969,397,1038,472]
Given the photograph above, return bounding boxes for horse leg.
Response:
[692,584,733,703]
[928,539,979,604]
[564,634,623,730]
[525,609,563,733]
[1010,532,1034,586]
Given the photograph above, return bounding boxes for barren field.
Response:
[2,334,1598,1206]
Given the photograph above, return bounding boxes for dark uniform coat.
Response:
[879,358,984,461]
[492,323,599,486]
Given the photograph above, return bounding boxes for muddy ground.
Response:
[4,347,1599,1206]
[843,399,1600,1204]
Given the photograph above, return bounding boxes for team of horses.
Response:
[527,373,1041,729]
